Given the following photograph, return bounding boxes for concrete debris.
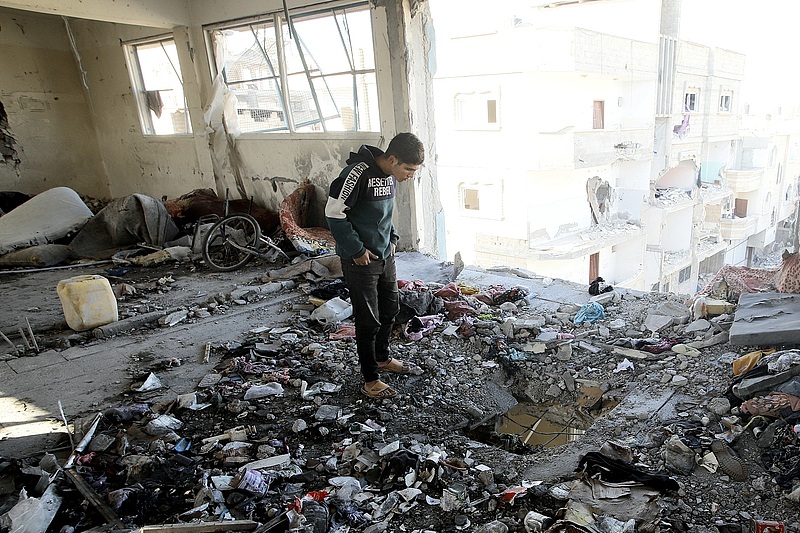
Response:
[2,253,800,531]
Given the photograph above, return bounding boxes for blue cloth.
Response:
[574,301,605,324]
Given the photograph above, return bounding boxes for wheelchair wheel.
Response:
[202,213,261,272]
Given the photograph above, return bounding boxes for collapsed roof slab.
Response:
[729,292,800,346]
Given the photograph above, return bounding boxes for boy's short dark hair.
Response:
[385,132,424,165]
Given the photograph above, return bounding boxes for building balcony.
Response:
[650,187,695,212]
[720,215,759,241]
[722,168,763,193]
[696,235,728,262]
[699,183,732,205]
[573,128,654,168]
[778,199,796,222]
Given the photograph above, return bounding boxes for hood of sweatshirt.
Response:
[345,145,386,175]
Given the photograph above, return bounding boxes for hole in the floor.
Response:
[469,385,620,454]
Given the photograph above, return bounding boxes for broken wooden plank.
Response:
[64,468,125,529]
[133,520,258,533]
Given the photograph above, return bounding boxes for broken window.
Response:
[125,38,192,135]
[209,3,378,134]
[455,91,500,130]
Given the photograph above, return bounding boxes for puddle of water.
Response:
[496,386,619,449]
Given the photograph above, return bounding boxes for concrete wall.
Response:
[0,0,441,257]
[66,19,215,200]
[0,8,108,196]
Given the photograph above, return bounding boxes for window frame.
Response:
[684,88,699,112]
[205,1,380,135]
[458,181,504,220]
[454,90,501,131]
[124,34,193,136]
[678,265,692,284]
[718,91,732,113]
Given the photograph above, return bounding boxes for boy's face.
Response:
[388,155,420,182]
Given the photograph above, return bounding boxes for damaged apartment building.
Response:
[1,0,799,292]
[4,0,800,531]
[432,0,800,295]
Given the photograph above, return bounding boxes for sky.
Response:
[678,0,800,111]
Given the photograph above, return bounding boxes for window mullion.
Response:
[286,15,327,132]
[274,18,296,132]
[248,23,290,131]
[159,41,191,132]
[131,45,155,134]
[333,11,359,130]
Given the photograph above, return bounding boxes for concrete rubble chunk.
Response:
[684,318,711,333]
[158,309,189,327]
[643,313,673,333]
[671,375,689,387]
[655,300,691,318]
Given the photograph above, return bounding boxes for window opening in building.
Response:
[719,94,731,113]
[592,100,604,129]
[209,3,378,133]
[126,38,192,135]
[463,188,480,210]
[589,253,599,283]
[684,91,698,112]
[487,99,497,124]
[734,198,748,218]
[678,265,691,283]
[455,92,500,129]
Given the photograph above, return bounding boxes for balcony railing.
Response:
[720,215,759,240]
[722,168,763,193]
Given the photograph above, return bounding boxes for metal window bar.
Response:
[282,7,327,132]
[131,45,155,133]
[333,9,358,130]
[158,41,191,133]
[297,32,344,122]
[247,24,290,131]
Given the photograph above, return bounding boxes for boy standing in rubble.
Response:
[325,133,425,399]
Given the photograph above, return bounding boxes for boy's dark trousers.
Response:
[341,255,399,382]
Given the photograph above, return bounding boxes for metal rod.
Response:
[17,326,31,350]
[58,400,76,450]
[64,412,103,469]
[0,330,17,353]
[25,317,39,353]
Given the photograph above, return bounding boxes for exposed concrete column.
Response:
[383,0,444,258]
[173,25,215,188]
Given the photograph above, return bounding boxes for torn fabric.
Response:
[68,194,179,259]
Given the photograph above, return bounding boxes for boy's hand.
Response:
[355,250,379,266]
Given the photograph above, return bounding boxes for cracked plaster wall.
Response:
[0,7,108,196]
[1,0,441,258]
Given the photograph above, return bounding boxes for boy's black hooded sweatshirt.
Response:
[325,145,399,260]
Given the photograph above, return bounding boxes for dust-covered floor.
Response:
[1,252,799,532]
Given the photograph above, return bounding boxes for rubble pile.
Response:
[1,259,800,532]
